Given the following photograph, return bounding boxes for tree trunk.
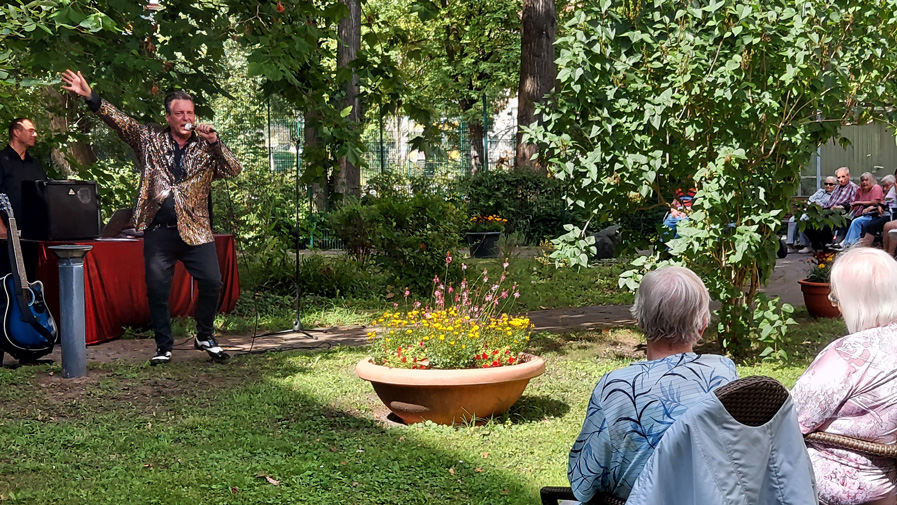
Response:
[333,0,361,201]
[43,87,96,175]
[460,98,486,173]
[515,0,556,174]
[304,112,329,213]
[468,120,485,174]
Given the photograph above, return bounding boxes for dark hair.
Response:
[8,118,31,140]
[163,91,194,114]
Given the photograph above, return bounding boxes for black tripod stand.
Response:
[255,137,321,340]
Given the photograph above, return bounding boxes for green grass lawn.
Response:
[0,318,841,505]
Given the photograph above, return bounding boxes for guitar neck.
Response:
[7,217,29,285]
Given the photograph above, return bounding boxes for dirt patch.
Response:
[4,365,256,420]
[592,328,644,360]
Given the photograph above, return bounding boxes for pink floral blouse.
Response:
[792,323,897,505]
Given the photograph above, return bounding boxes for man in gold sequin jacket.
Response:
[62,69,241,365]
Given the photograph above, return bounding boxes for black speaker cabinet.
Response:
[21,180,101,240]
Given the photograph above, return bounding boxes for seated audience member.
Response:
[835,173,887,249]
[805,166,859,251]
[792,248,897,505]
[790,176,837,253]
[849,174,895,249]
[568,267,738,502]
[662,186,697,238]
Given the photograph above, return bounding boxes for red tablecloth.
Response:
[33,235,239,345]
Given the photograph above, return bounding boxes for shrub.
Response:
[297,254,387,298]
[326,180,468,293]
[369,193,466,292]
[459,170,584,245]
[325,200,378,264]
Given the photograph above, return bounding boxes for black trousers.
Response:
[143,227,221,351]
[804,226,834,251]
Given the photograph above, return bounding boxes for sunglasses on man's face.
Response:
[824,183,836,186]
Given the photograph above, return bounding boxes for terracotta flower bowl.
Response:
[356,353,546,425]
[798,279,840,319]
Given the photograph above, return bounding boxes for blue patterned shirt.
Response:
[568,353,738,502]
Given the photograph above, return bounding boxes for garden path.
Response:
[25,256,806,366]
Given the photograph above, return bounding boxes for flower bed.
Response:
[367,253,531,370]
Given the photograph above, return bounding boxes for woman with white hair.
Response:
[792,248,897,505]
[837,174,893,249]
[568,266,738,503]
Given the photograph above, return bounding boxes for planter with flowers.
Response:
[466,215,507,258]
[356,253,544,425]
[798,251,840,318]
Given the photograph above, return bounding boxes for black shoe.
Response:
[150,348,172,366]
[194,335,230,362]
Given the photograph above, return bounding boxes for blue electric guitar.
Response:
[0,193,57,363]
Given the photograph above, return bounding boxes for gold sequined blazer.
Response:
[90,97,241,245]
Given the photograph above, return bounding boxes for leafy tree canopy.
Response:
[527,0,897,355]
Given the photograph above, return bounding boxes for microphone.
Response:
[184,123,216,133]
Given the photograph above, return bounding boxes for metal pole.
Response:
[482,92,489,172]
[379,103,385,174]
[49,245,92,378]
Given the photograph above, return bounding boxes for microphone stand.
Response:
[255,135,321,340]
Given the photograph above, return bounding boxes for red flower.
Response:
[401,357,407,363]
[492,350,499,356]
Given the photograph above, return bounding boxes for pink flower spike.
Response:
[501,291,508,298]
[404,289,410,298]
[493,300,499,306]
[462,264,467,270]
[503,262,509,268]
[414,301,421,308]
[483,276,489,283]
[513,292,520,299]
[483,268,488,275]
[448,286,454,293]
[393,302,399,308]
[500,274,506,282]
[485,295,493,302]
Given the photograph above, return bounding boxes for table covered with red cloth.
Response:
[33,235,239,345]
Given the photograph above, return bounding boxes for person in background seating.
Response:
[792,248,897,505]
[568,267,737,503]
[791,176,837,254]
[831,172,882,250]
[839,174,895,249]
[661,185,697,240]
[805,166,858,251]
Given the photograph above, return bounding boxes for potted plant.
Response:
[798,251,840,318]
[356,252,545,425]
[465,215,507,258]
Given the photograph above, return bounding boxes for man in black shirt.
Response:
[0,118,49,275]
[0,119,49,231]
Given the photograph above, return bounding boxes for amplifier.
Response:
[21,180,101,241]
